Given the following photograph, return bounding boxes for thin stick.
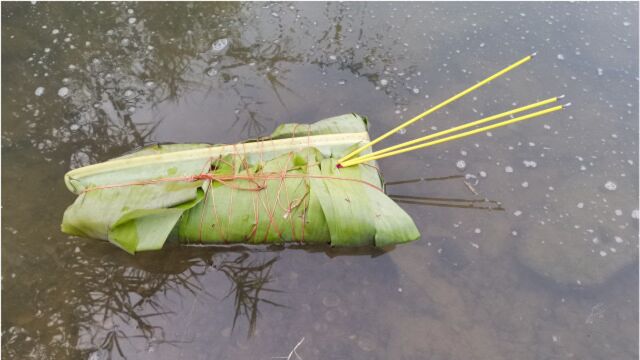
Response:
[339,104,565,168]
[272,337,305,360]
[338,53,536,164]
[348,96,560,164]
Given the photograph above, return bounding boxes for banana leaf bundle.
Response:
[62,114,420,254]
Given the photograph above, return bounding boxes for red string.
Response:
[81,138,384,244]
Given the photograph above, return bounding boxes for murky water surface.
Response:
[2,2,638,359]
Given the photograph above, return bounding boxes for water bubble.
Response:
[322,293,340,307]
[623,21,630,26]
[603,181,617,191]
[557,54,565,60]
[128,17,137,24]
[206,67,218,77]
[51,29,59,35]
[456,160,466,170]
[379,79,388,86]
[614,236,623,244]
[34,87,45,96]
[70,124,79,131]
[505,166,514,173]
[211,38,229,53]
[57,87,69,98]
[397,127,407,135]
[123,89,134,98]
[145,81,155,88]
[479,171,487,178]
[412,88,420,94]
[523,160,537,168]
[513,210,522,217]
[120,38,130,47]
[631,209,639,219]
[128,106,136,113]
[597,68,603,76]
[357,337,376,352]
[599,250,607,257]
[465,173,478,185]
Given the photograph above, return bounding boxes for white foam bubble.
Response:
[604,181,617,191]
[57,87,69,98]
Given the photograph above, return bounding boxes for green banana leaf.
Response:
[61,114,420,254]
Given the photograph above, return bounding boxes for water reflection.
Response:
[74,247,283,358]
[386,175,504,210]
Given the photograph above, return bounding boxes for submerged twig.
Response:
[272,337,305,360]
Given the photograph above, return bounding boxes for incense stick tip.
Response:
[563,102,572,108]
[336,163,344,169]
[530,51,538,58]
[557,94,565,100]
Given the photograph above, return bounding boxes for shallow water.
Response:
[2,2,638,359]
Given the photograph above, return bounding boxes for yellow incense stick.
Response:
[339,104,565,168]
[338,53,537,164]
[349,96,560,164]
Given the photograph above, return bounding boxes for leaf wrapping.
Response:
[61,114,420,253]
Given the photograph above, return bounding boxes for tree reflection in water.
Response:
[71,247,282,359]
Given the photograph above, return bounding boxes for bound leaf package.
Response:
[62,114,420,254]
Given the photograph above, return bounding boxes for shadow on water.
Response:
[386,175,504,211]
